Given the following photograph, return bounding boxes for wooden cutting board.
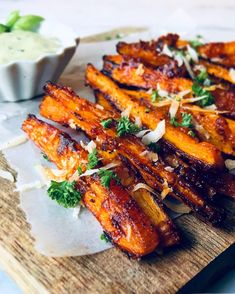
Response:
[0,152,234,294]
[0,30,234,294]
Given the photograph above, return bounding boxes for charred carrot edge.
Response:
[40,83,225,224]
[22,115,159,257]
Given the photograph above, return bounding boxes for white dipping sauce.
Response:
[0,30,60,64]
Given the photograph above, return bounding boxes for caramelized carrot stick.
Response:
[40,84,225,224]
[86,64,224,170]
[22,115,159,257]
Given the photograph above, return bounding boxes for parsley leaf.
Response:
[116,116,140,137]
[100,232,110,242]
[47,180,81,208]
[192,82,214,107]
[188,130,196,137]
[190,40,203,48]
[98,169,120,188]
[195,69,211,86]
[170,112,193,128]
[151,90,160,102]
[77,165,83,176]
[101,118,113,129]
[87,148,99,170]
[41,152,50,162]
[180,113,193,128]
[189,35,204,49]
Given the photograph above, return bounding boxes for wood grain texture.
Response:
[0,152,234,294]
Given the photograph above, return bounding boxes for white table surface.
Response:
[0,0,234,293]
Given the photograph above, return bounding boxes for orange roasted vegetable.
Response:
[113,88,235,156]
[86,64,224,170]
[103,54,192,91]
[40,83,225,224]
[96,90,235,200]
[200,60,235,84]
[103,55,235,119]
[22,115,159,257]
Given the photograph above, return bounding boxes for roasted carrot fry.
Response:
[22,115,159,257]
[159,35,235,67]
[198,41,235,58]
[39,91,180,247]
[200,60,235,84]
[40,84,225,224]
[186,106,235,156]
[96,90,235,200]
[86,64,224,170]
[103,54,192,91]
[213,87,235,119]
[95,90,114,111]
[103,55,235,118]
[115,88,235,156]
[102,151,180,248]
[116,43,172,67]
[202,55,235,68]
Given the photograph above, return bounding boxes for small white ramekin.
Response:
[0,20,78,102]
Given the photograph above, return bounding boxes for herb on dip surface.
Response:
[0,30,60,64]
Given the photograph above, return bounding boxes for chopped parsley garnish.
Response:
[77,165,83,176]
[41,152,50,162]
[192,82,214,107]
[100,118,113,128]
[100,232,110,242]
[47,180,81,208]
[151,90,160,102]
[148,142,161,153]
[87,148,99,170]
[98,169,120,188]
[189,35,204,49]
[188,130,196,137]
[116,116,140,137]
[170,112,193,128]
[195,69,211,86]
